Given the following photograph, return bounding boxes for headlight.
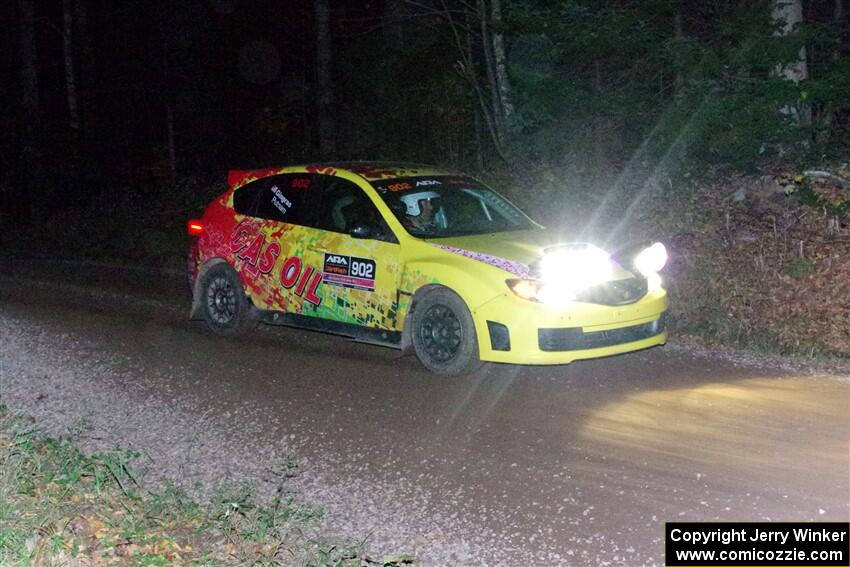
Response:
[506,279,576,305]
[506,278,540,301]
[507,244,614,305]
[539,245,612,289]
[634,242,667,276]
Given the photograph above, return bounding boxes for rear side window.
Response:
[232,174,315,225]
[314,176,397,243]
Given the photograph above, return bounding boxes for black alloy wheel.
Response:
[198,263,258,336]
[418,304,463,363]
[206,273,238,326]
[410,287,483,376]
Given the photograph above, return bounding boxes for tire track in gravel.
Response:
[1,261,848,566]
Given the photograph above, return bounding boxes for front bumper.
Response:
[472,288,668,364]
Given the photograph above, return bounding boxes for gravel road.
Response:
[1,259,848,566]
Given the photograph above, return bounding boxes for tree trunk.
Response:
[62,0,80,166]
[490,0,513,120]
[772,0,811,125]
[466,8,484,170]
[815,0,846,142]
[162,37,177,179]
[17,0,43,220]
[0,1,16,217]
[440,0,508,163]
[593,60,605,166]
[74,0,97,146]
[673,9,684,98]
[773,0,808,83]
[382,0,406,51]
[478,0,504,147]
[166,103,176,179]
[315,0,336,159]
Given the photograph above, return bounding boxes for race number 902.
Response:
[350,258,375,279]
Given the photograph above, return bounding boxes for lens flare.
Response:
[634,242,667,276]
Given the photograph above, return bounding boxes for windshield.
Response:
[371,176,535,238]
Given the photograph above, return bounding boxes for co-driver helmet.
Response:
[399,191,441,217]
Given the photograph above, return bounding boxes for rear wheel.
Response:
[199,263,257,336]
[410,287,483,375]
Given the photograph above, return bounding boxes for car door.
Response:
[229,172,321,314]
[304,174,404,331]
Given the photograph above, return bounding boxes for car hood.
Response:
[426,229,635,279]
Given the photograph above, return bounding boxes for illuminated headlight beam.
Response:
[539,245,613,290]
[634,242,668,277]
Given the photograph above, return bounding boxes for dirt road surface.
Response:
[1,260,847,566]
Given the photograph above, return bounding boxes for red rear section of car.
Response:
[188,169,288,292]
[187,184,234,290]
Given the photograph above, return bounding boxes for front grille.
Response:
[576,277,648,306]
[538,313,667,352]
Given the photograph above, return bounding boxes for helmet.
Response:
[399,191,440,216]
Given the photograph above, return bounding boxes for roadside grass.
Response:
[0,405,413,566]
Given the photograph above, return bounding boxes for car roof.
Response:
[227,161,465,190]
[320,161,456,180]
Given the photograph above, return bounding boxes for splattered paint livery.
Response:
[189,162,668,371]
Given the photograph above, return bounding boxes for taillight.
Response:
[187,220,204,236]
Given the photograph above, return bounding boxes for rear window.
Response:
[232,174,314,225]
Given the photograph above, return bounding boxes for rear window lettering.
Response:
[233,174,313,225]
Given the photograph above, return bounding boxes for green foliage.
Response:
[0,405,412,566]
[496,0,849,174]
[797,179,850,215]
[784,257,813,279]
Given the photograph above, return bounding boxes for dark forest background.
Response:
[2,0,849,258]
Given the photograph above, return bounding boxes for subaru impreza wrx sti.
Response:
[187,162,668,375]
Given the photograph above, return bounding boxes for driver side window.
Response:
[315,177,397,243]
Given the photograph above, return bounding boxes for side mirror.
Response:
[349,223,374,239]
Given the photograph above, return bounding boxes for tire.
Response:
[410,287,483,376]
[198,263,258,336]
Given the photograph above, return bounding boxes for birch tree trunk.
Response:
[773,0,808,82]
[772,0,810,125]
[315,0,336,159]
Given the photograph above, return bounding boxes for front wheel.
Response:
[198,263,258,336]
[410,287,483,376]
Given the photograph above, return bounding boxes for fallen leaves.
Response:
[655,165,850,356]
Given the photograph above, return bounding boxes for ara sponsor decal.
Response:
[322,253,376,291]
[231,222,281,277]
[415,179,441,187]
[280,255,322,305]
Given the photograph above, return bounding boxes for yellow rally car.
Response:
[187,162,668,375]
